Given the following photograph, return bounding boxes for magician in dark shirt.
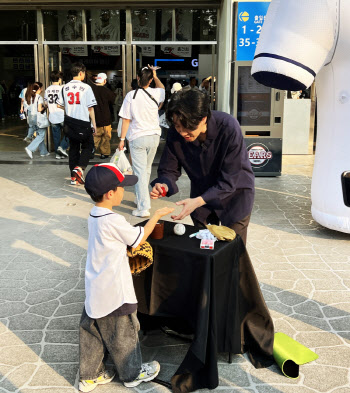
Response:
[150,87,255,244]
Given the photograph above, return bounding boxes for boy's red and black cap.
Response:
[85,163,138,196]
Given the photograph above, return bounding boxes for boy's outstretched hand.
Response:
[155,207,175,218]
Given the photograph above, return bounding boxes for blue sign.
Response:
[236,2,270,61]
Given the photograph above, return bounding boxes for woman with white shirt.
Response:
[118,66,165,217]
[24,82,50,159]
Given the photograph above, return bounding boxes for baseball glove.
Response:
[127,241,153,275]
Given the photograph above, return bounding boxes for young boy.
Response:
[80,163,174,392]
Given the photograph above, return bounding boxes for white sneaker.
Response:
[40,152,50,157]
[79,370,115,392]
[55,154,62,159]
[57,146,68,157]
[132,209,150,218]
[23,136,31,143]
[124,361,160,388]
[25,147,33,159]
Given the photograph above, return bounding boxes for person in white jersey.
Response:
[118,65,165,217]
[57,62,97,185]
[44,70,69,160]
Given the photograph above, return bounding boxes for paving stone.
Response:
[26,289,61,305]
[294,301,324,318]
[219,364,251,387]
[47,315,81,331]
[8,314,48,330]
[267,302,294,316]
[41,344,79,363]
[0,288,27,302]
[0,279,25,289]
[0,345,39,366]
[54,279,79,292]
[1,270,27,279]
[28,300,60,317]
[0,302,28,318]
[293,314,331,331]
[29,363,76,387]
[21,389,76,393]
[24,279,61,292]
[322,305,350,318]
[45,330,79,344]
[4,363,37,390]
[12,330,43,345]
[276,291,306,306]
[295,331,343,348]
[315,346,350,368]
[328,317,350,332]
[302,365,349,392]
[59,290,85,305]
[54,303,84,317]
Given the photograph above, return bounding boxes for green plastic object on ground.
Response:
[273,332,319,378]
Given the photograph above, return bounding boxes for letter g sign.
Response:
[191,58,198,67]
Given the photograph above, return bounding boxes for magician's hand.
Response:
[150,183,168,199]
[171,197,206,221]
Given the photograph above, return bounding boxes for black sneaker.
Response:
[100,154,109,159]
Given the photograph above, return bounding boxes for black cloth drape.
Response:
[133,221,274,392]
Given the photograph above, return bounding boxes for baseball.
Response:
[174,223,186,236]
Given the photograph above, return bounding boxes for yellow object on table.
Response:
[206,224,236,241]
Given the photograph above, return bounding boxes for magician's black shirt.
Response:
[151,111,255,226]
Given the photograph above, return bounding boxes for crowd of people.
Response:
[13,61,254,392]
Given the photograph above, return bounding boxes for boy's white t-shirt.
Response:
[44,84,64,124]
[85,206,144,319]
[57,80,96,122]
[118,87,165,142]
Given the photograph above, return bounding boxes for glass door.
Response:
[0,44,37,152]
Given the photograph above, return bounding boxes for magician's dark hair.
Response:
[166,87,211,131]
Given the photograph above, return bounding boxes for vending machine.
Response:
[232,1,284,176]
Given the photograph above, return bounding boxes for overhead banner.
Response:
[58,10,87,57]
[161,10,192,57]
[132,10,156,57]
[91,9,120,56]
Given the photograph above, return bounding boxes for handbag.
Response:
[64,115,92,142]
[37,111,50,129]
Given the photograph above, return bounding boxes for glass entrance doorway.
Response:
[0,45,36,151]
[131,44,217,108]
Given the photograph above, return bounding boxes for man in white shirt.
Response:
[44,70,68,160]
[57,62,97,185]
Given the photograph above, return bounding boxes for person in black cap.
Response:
[79,163,174,392]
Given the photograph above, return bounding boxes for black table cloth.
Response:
[133,221,274,393]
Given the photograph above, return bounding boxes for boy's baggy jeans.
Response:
[79,308,142,382]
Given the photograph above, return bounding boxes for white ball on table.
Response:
[174,223,186,236]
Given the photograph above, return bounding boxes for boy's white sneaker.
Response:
[132,209,150,218]
[124,361,160,388]
[79,370,115,392]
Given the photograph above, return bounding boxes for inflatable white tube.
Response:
[252,0,350,233]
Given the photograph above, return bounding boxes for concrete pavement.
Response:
[0,155,349,393]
